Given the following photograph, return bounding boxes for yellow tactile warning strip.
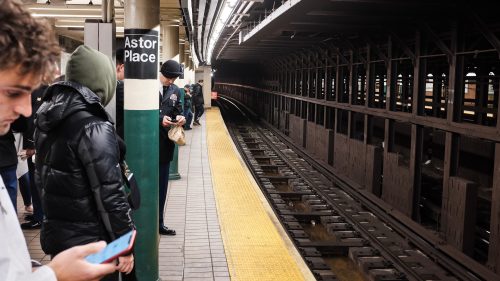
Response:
[206,107,315,281]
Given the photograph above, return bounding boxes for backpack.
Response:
[54,110,141,210]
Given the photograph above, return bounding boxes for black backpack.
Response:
[53,110,141,210]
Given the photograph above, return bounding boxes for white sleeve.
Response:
[15,266,57,281]
[32,266,57,280]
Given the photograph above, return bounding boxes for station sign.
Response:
[124,29,159,79]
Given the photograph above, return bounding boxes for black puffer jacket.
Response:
[35,81,134,256]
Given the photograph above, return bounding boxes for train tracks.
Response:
[216,96,472,281]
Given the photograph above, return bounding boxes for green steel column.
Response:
[124,0,160,280]
[169,145,181,180]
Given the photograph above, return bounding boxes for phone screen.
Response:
[85,230,136,264]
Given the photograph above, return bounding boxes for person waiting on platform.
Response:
[182,84,193,130]
[34,45,135,280]
[159,60,186,235]
[115,48,125,139]
[192,79,204,126]
[0,0,119,280]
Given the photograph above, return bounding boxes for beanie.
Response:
[160,60,182,78]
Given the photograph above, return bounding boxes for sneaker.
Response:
[21,220,41,230]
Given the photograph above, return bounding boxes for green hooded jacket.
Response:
[65,45,116,106]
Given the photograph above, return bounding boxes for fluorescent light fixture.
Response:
[33,14,102,18]
[206,0,241,64]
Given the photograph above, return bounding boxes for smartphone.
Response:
[85,230,136,264]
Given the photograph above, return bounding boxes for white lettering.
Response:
[140,53,149,62]
[124,37,131,48]
[124,35,157,64]
[127,50,156,63]
[124,50,131,62]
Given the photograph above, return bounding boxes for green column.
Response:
[169,144,181,180]
[169,88,182,180]
[124,0,160,280]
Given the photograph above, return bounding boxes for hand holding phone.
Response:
[85,230,136,264]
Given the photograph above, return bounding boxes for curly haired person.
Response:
[0,0,120,280]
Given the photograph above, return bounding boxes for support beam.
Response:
[470,13,500,59]
[421,23,453,61]
[390,31,415,64]
[409,31,422,220]
[489,144,500,272]
[363,36,389,66]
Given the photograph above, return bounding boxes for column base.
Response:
[169,172,181,180]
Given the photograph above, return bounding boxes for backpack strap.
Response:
[67,111,141,211]
[63,111,117,240]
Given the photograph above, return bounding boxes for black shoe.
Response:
[185,127,192,130]
[193,121,200,126]
[21,220,41,230]
[24,214,35,221]
[159,225,176,235]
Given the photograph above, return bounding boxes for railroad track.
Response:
[216,96,473,281]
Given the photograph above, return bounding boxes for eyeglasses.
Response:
[0,85,32,98]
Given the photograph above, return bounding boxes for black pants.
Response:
[159,161,171,226]
[194,104,204,121]
[28,157,43,222]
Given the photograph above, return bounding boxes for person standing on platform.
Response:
[115,48,125,139]
[159,60,185,235]
[34,45,135,279]
[192,79,204,126]
[0,0,118,279]
[20,84,47,229]
[182,84,193,130]
[14,131,32,214]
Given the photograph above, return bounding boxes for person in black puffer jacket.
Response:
[192,80,204,125]
[34,46,135,280]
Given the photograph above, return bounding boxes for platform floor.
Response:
[20,108,313,281]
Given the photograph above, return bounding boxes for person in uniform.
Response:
[158,60,186,235]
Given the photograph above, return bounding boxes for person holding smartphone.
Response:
[34,45,136,281]
[0,0,119,280]
[158,60,186,235]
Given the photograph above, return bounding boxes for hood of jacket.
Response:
[65,45,116,106]
[35,81,111,132]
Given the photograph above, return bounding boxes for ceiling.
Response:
[24,0,125,42]
[212,0,460,64]
[24,0,487,66]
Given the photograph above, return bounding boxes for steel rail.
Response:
[218,94,487,281]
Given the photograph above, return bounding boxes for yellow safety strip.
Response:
[206,107,314,281]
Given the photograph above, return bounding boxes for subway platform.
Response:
[20,108,314,281]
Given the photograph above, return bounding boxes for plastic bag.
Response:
[168,126,186,146]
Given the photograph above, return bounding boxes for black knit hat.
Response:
[160,60,183,78]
